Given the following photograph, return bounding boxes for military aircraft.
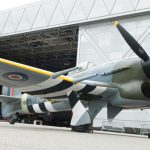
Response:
[0,21,150,132]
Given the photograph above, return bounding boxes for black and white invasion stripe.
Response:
[23,79,107,100]
[27,101,71,113]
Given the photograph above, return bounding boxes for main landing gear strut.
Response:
[67,91,105,133]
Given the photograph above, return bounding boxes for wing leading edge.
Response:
[0,58,73,88]
[0,58,109,97]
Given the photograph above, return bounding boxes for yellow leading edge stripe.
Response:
[0,58,73,82]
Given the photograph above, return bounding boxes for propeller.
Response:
[114,21,149,62]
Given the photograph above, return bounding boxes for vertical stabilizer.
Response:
[2,86,21,97]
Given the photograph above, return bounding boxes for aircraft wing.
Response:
[0,58,73,88]
[0,95,20,103]
[0,58,109,98]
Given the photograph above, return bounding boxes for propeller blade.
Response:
[114,21,149,62]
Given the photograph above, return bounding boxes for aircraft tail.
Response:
[0,86,21,103]
[2,86,21,97]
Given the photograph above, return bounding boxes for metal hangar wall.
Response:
[0,0,150,71]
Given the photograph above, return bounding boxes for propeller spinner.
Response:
[114,21,149,62]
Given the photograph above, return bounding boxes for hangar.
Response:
[1,0,150,132]
[0,0,150,70]
[0,26,78,72]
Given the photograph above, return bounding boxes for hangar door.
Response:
[77,15,150,66]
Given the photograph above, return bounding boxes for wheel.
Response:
[9,118,16,124]
[72,124,91,132]
[9,113,20,124]
[148,134,150,138]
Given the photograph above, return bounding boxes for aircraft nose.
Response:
[142,60,150,78]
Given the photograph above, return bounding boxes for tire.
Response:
[9,119,15,124]
[72,124,91,132]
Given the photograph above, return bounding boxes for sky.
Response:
[0,0,40,11]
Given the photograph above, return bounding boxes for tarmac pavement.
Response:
[0,122,149,150]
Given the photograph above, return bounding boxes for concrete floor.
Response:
[0,122,149,150]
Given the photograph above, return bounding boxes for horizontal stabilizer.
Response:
[0,95,20,103]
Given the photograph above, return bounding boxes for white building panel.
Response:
[16,11,31,31]
[130,0,139,9]
[88,0,108,19]
[0,12,9,34]
[60,0,76,22]
[111,0,133,14]
[25,5,40,27]
[68,0,86,22]
[50,2,66,26]
[103,0,116,14]
[80,0,95,18]
[33,6,48,29]
[77,15,150,65]
[0,0,149,36]
[11,9,24,31]
[137,0,150,10]
[3,14,15,34]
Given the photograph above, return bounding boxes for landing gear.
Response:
[72,124,91,133]
[9,113,21,124]
[67,91,106,133]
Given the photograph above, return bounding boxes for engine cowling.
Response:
[119,81,150,100]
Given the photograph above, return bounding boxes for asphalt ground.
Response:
[0,122,149,150]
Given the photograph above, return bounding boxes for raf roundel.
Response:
[8,74,23,81]
[3,72,29,81]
